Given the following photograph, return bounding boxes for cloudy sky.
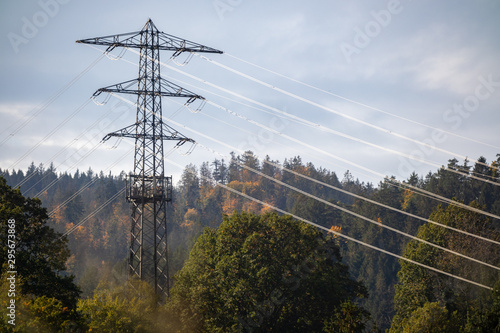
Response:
[1,0,499,185]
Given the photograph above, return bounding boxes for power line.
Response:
[112,92,500,224]
[195,52,499,174]
[224,52,500,151]
[236,161,500,270]
[161,118,500,269]
[32,112,133,198]
[0,53,105,148]
[96,91,498,290]
[202,98,500,220]
[194,109,472,228]
[110,92,500,270]
[147,66,500,185]
[120,46,500,188]
[164,157,495,291]
[16,100,131,190]
[8,98,92,171]
[96,45,500,189]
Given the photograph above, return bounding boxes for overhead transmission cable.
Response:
[16,101,129,190]
[154,69,500,189]
[164,157,495,291]
[203,98,500,221]
[187,125,500,270]
[104,91,497,290]
[224,52,500,151]
[238,160,500,270]
[194,52,499,173]
[48,149,131,218]
[111,92,500,224]
[0,53,106,148]
[170,104,500,249]
[111,92,500,256]
[106,45,499,187]
[120,46,500,187]
[99,45,500,215]
[194,110,500,246]
[8,98,93,171]
[31,106,134,198]
[160,71,500,186]
[195,109,458,209]
[38,141,130,203]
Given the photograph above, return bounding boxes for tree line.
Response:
[1,152,499,331]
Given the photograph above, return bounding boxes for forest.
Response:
[1,151,499,332]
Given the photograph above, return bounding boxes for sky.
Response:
[1,0,499,185]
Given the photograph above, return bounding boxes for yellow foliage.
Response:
[51,206,66,224]
[401,188,414,211]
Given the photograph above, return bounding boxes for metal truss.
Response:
[77,19,222,298]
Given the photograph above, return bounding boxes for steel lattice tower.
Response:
[77,19,222,297]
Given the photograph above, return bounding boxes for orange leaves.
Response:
[181,208,199,229]
[328,225,342,237]
[222,197,239,215]
[221,181,266,214]
[328,225,345,244]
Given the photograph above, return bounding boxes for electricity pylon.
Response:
[77,19,222,297]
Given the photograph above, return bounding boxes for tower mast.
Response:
[77,19,222,297]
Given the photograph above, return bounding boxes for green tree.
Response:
[400,302,458,333]
[390,201,500,332]
[179,163,200,209]
[0,273,86,332]
[0,176,81,310]
[77,277,158,333]
[168,211,368,332]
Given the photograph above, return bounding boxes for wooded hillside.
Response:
[1,152,499,331]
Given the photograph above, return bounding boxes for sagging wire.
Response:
[105,47,127,60]
[171,50,194,66]
[107,136,123,150]
[91,92,111,106]
[0,52,106,148]
[185,98,206,114]
[163,157,496,291]
[174,139,197,156]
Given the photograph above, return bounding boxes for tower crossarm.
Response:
[102,123,196,143]
[76,19,223,55]
[92,78,204,101]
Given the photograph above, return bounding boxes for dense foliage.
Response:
[1,152,499,331]
[167,211,369,332]
[0,177,83,331]
[389,202,500,332]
